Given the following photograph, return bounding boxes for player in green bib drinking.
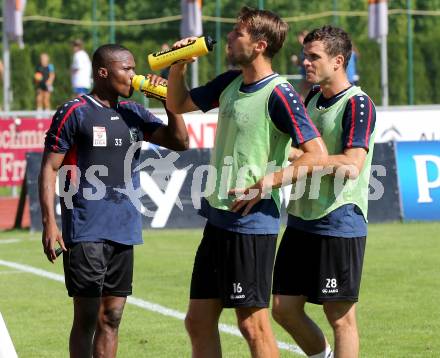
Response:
[167,6,327,358]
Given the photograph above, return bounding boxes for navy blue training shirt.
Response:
[190,71,320,234]
[288,86,376,238]
[45,94,164,245]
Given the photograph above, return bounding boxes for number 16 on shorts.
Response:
[233,282,242,293]
[230,282,245,300]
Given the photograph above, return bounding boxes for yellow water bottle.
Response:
[148,36,216,71]
[131,75,167,101]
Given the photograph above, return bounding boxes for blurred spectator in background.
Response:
[347,46,360,85]
[34,53,55,111]
[290,29,311,100]
[71,39,92,96]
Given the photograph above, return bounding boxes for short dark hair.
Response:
[72,39,83,48]
[303,25,352,69]
[237,6,288,59]
[92,44,131,71]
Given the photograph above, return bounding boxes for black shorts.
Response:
[37,83,49,91]
[272,227,366,304]
[190,223,277,308]
[63,241,134,297]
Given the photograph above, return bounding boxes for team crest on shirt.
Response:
[129,127,140,143]
[93,126,107,146]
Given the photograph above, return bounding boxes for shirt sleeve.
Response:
[342,94,376,151]
[141,110,165,137]
[48,64,55,73]
[123,101,165,138]
[269,83,320,147]
[45,99,83,153]
[189,70,241,112]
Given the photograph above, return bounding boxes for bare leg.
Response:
[43,91,51,110]
[236,307,279,358]
[69,297,100,358]
[185,299,223,358]
[36,89,43,110]
[272,295,328,356]
[324,302,358,358]
[93,296,127,358]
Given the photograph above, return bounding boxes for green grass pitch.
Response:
[0,222,439,357]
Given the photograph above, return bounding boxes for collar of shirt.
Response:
[239,73,279,93]
[316,85,353,109]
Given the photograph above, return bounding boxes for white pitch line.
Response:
[0,239,21,244]
[0,312,18,358]
[0,259,304,356]
[0,271,25,275]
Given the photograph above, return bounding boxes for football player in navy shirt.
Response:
[39,44,188,357]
